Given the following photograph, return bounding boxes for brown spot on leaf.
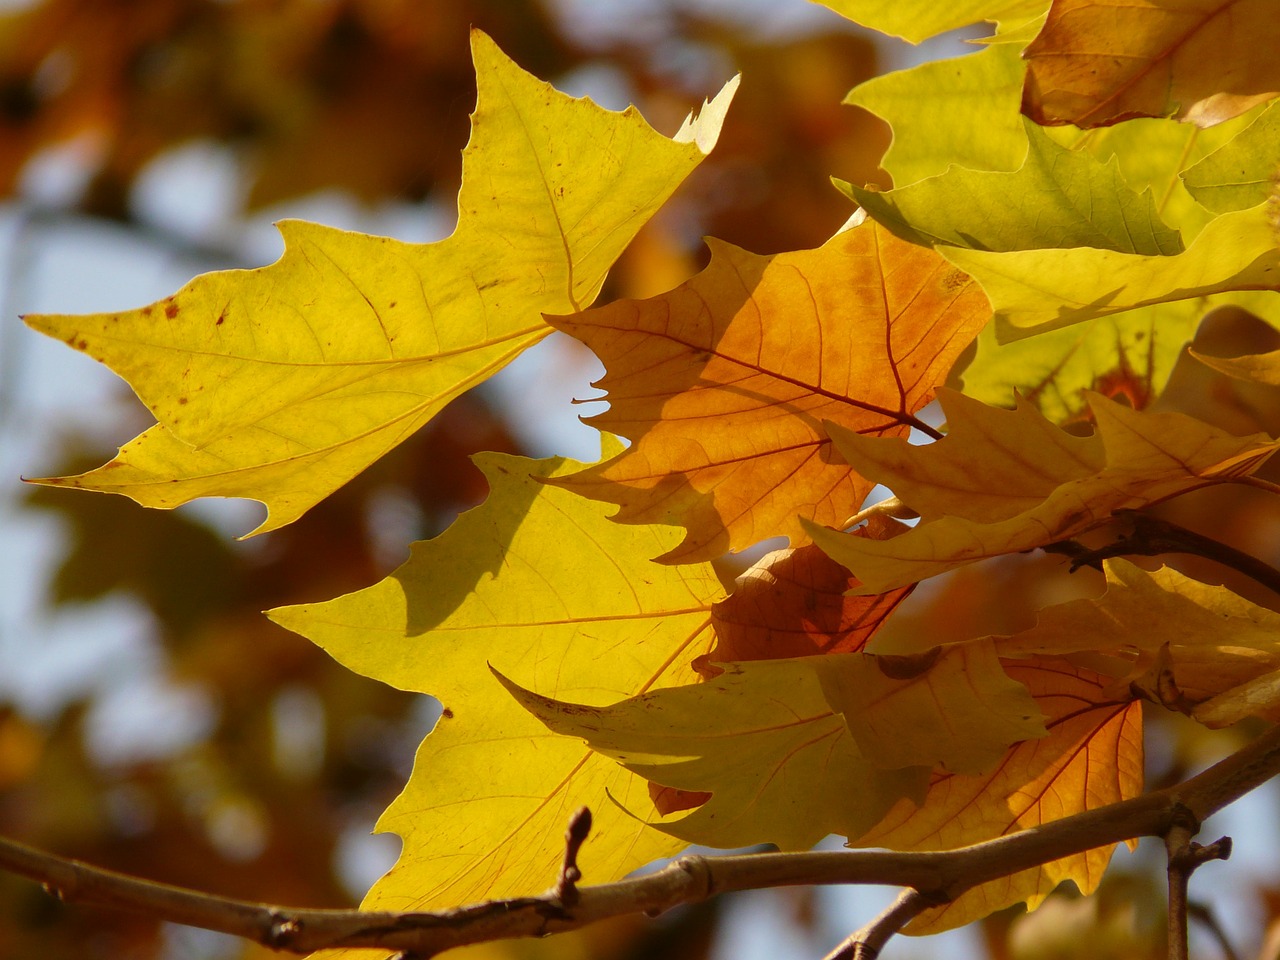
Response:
[875,646,942,680]
[76,340,88,350]
[440,707,454,719]
[165,302,179,319]
[178,397,188,405]
[940,268,970,293]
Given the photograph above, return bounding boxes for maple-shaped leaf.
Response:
[814,0,1048,44]
[22,31,736,535]
[945,202,1280,335]
[809,389,1280,592]
[499,642,1044,851]
[857,658,1142,934]
[269,451,723,927]
[842,118,1182,255]
[997,559,1280,727]
[1182,101,1280,214]
[957,294,1280,423]
[697,519,912,673]
[547,219,991,563]
[1023,0,1280,128]
[845,42,1029,185]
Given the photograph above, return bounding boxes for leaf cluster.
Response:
[18,0,1280,953]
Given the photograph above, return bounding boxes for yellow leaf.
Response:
[1023,0,1280,128]
[822,640,1047,775]
[998,559,1280,726]
[23,31,736,535]
[858,659,1143,934]
[498,657,918,851]
[1195,346,1280,386]
[944,202,1280,335]
[269,453,724,921]
[501,643,1045,849]
[814,0,1048,44]
[549,220,990,562]
[810,389,1279,592]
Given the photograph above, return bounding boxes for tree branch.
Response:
[3,723,1280,956]
[1057,511,1280,599]
[822,889,937,960]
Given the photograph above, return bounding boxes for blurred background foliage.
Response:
[2,1,1280,959]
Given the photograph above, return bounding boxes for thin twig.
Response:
[553,806,592,908]
[823,888,935,960]
[1164,803,1232,960]
[1057,511,1280,599]
[2,724,1279,955]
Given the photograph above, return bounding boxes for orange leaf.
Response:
[1023,0,1280,128]
[813,389,1280,592]
[697,518,912,676]
[855,657,1143,934]
[547,220,990,562]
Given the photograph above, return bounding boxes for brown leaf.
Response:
[1023,0,1280,128]
[549,220,990,562]
[697,517,912,677]
[856,657,1143,933]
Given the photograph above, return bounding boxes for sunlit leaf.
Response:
[1023,0,1280,128]
[959,299,1203,422]
[822,640,1046,775]
[1182,101,1280,213]
[23,32,736,535]
[699,522,912,673]
[858,659,1142,934]
[1195,345,1280,385]
[549,219,990,562]
[843,118,1181,254]
[498,656,921,851]
[501,642,1044,849]
[845,42,1029,185]
[809,389,1280,592]
[812,0,1048,43]
[945,203,1280,335]
[997,559,1280,726]
[269,453,723,917]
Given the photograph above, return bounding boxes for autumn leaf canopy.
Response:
[24,0,1280,947]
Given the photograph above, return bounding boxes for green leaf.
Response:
[1045,108,1262,239]
[1182,101,1280,213]
[944,203,1280,336]
[959,300,1199,422]
[22,32,736,535]
[269,452,724,912]
[961,291,1280,423]
[845,42,1028,185]
[842,118,1182,254]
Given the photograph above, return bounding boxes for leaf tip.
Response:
[674,73,740,154]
